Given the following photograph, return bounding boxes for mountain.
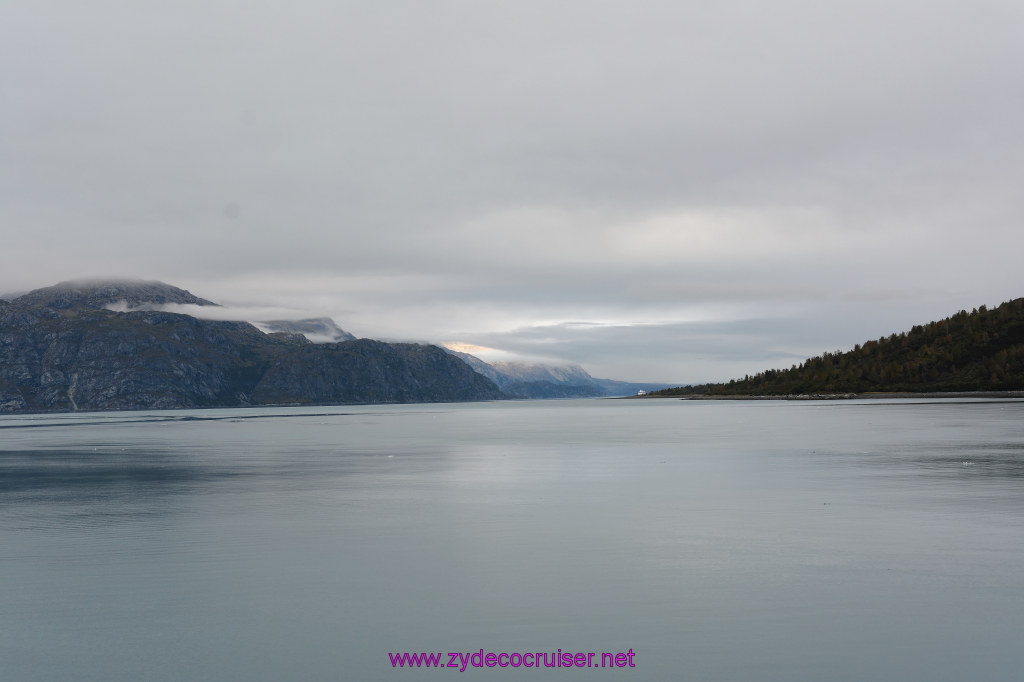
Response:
[13,278,217,310]
[443,352,672,398]
[250,339,490,405]
[0,280,504,413]
[446,350,510,387]
[499,380,608,399]
[256,318,356,343]
[489,361,597,387]
[591,377,677,396]
[654,298,1024,396]
[0,290,27,302]
[443,354,605,398]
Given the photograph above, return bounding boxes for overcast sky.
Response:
[3,1,1022,383]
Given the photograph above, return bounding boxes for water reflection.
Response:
[2,400,1024,681]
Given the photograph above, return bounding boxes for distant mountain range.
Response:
[445,350,673,398]
[0,278,667,414]
[654,298,1024,396]
[0,280,502,413]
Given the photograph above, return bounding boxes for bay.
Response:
[2,398,1023,680]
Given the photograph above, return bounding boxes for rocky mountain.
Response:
[256,317,356,343]
[14,278,217,310]
[250,339,490,405]
[445,350,510,387]
[0,280,504,413]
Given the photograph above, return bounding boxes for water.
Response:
[2,399,1023,681]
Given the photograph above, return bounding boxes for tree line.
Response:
[655,298,1024,396]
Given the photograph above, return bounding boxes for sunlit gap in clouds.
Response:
[441,342,539,364]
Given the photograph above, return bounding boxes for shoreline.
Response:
[623,390,1024,401]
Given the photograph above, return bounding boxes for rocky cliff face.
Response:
[251,340,499,405]
[0,281,504,413]
[0,304,274,411]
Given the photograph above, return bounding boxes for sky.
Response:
[3,0,1023,383]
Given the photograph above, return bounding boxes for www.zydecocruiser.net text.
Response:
[389,649,637,671]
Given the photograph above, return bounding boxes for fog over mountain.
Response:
[0,280,503,413]
[254,318,356,344]
[445,348,673,398]
[4,1,1022,382]
[14,279,217,310]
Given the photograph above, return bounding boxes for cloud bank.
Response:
[3,0,1022,382]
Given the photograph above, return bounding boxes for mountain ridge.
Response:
[13,278,218,310]
[0,280,504,413]
[255,318,356,343]
[445,350,673,398]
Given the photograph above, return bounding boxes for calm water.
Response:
[2,398,1023,681]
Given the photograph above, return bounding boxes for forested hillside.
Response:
[656,298,1024,396]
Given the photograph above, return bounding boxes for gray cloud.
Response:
[3,0,1022,382]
